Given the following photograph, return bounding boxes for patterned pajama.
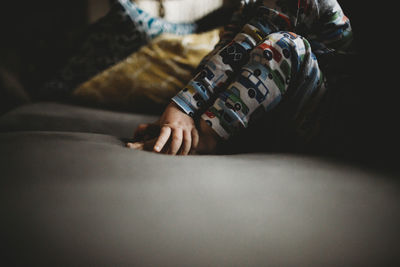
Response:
[172,0,353,143]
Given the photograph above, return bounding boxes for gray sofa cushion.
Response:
[1,130,399,266]
[0,102,158,138]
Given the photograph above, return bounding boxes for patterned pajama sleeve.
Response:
[202,31,326,140]
[172,0,294,117]
[172,0,353,140]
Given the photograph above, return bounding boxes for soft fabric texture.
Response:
[0,127,399,266]
[1,102,399,266]
[0,102,158,138]
[73,29,220,114]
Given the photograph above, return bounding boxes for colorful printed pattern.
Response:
[172,0,352,140]
[201,32,325,139]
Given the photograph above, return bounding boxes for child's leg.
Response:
[201,31,327,150]
[39,0,197,100]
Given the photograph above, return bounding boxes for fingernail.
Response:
[154,146,160,152]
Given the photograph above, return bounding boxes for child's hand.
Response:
[127,102,220,155]
[127,102,199,155]
[152,102,199,155]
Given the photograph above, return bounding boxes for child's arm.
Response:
[130,0,354,154]
[171,2,291,120]
[197,0,354,141]
[130,2,294,154]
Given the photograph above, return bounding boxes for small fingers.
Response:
[169,128,183,155]
[191,128,199,153]
[179,130,192,155]
[154,126,171,152]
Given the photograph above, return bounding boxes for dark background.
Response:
[0,0,89,102]
[0,1,398,169]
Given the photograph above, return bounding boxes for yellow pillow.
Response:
[72,29,220,114]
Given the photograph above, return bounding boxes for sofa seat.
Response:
[0,102,158,138]
[1,102,399,266]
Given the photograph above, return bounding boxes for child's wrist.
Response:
[169,101,195,118]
